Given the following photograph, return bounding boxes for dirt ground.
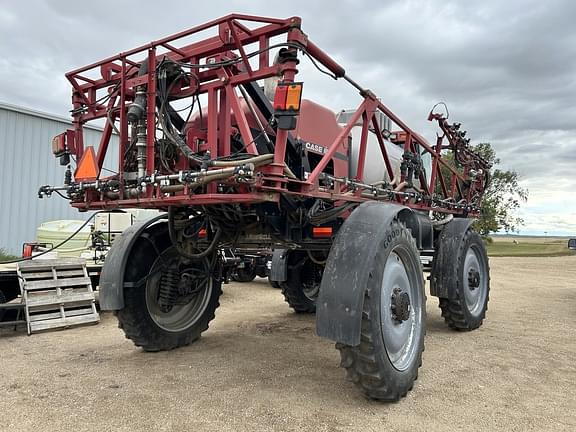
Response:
[1,256,575,432]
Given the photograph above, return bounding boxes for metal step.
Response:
[0,303,25,310]
[0,320,27,327]
[420,250,435,272]
[0,303,26,328]
[17,259,99,335]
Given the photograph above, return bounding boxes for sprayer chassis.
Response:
[44,15,492,402]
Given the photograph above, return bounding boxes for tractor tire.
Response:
[232,266,257,283]
[268,276,281,289]
[115,226,221,352]
[337,221,426,401]
[0,290,6,322]
[436,229,490,331]
[279,251,323,313]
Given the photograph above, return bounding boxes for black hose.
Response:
[0,211,105,264]
[182,228,221,260]
[167,207,221,260]
[308,202,356,225]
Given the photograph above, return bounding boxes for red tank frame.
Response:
[58,14,489,215]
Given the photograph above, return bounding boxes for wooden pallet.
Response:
[17,259,99,335]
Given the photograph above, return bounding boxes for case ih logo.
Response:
[305,142,328,155]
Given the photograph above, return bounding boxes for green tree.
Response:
[471,143,528,236]
[436,143,527,236]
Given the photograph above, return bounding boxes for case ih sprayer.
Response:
[40,14,491,401]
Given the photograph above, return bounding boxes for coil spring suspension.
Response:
[300,258,323,297]
[158,267,180,312]
[301,260,318,289]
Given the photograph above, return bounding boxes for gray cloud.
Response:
[0,0,574,233]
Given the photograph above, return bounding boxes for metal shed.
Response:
[0,102,118,255]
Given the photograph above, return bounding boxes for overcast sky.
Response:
[0,0,574,235]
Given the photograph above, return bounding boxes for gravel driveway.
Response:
[1,256,575,431]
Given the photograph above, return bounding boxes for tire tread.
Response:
[336,221,425,401]
[437,229,490,331]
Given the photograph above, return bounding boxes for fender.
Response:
[269,249,288,282]
[316,201,418,346]
[99,214,167,310]
[430,218,475,299]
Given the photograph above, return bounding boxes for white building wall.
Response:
[0,102,118,255]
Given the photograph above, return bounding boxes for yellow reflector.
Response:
[285,84,302,111]
[74,146,99,181]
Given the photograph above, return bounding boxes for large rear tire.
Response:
[115,224,221,352]
[0,290,6,322]
[337,221,426,401]
[232,265,257,283]
[436,229,490,331]
[268,276,281,289]
[280,251,323,313]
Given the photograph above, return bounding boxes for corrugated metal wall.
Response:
[0,102,118,255]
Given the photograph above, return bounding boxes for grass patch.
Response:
[487,237,576,257]
[0,247,18,261]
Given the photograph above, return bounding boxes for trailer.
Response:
[39,14,491,400]
[0,259,102,330]
[0,212,137,328]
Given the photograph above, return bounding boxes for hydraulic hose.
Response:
[432,214,454,226]
[210,154,274,167]
[0,212,104,264]
[159,171,235,193]
[37,245,90,254]
[167,207,221,260]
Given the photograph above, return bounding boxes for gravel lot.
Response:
[1,256,575,432]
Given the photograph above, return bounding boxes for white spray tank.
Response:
[337,110,431,188]
[265,65,431,186]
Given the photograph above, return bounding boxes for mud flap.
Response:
[99,214,167,310]
[269,249,288,282]
[316,201,415,346]
[430,218,475,299]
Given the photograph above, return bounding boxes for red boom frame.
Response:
[58,14,488,215]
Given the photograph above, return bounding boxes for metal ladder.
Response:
[0,302,26,329]
[17,259,99,335]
